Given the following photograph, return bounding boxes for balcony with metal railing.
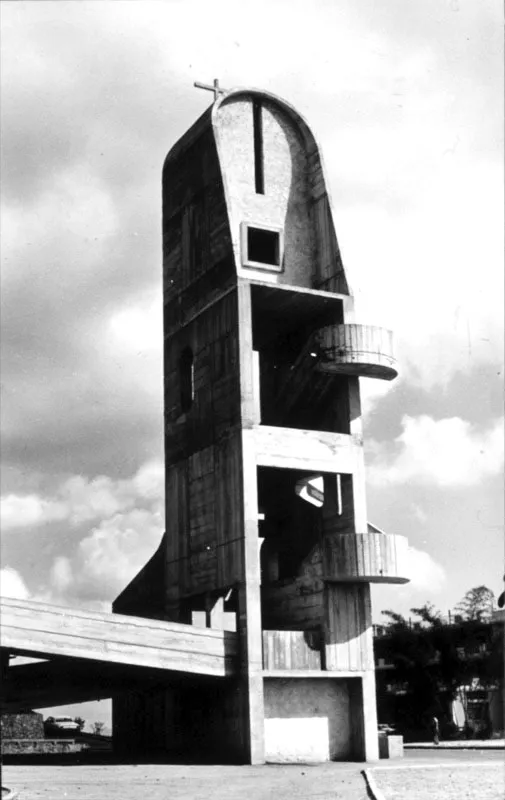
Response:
[315,323,398,380]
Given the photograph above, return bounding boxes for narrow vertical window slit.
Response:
[253,101,264,195]
[337,474,343,516]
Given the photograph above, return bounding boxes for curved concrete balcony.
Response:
[315,324,398,380]
[323,532,409,584]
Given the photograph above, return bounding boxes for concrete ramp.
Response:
[3,657,222,712]
[0,597,237,678]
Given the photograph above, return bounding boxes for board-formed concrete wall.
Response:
[263,678,351,763]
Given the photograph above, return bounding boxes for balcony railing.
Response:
[315,324,398,381]
[262,629,322,671]
[323,532,409,584]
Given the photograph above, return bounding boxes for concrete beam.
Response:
[1,598,238,678]
[254,426,362,474]
[2,657,217,712]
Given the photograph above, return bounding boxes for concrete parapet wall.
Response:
[263,678,352,762]
[323,532,409,584]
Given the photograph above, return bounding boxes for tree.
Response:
[378,602,496,738]
[379,604,452,733]
[74,716,85,732]
[92,721,105,735]
[409,603,443,627]
[454,586,495,622]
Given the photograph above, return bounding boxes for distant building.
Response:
[374,610,504,740]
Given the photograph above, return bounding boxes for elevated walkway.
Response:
[0,597,238,711]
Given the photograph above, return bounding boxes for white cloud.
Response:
[1,460,165,606]
[341,159,504,391]
[0,494,67,529]
[75,507,163,599]
[61,475,135,526]
[411,504,428,524]
[132,459,165,500]
[51,557,73,593]
[108,295,162,356]
[360,379,396,420]
[372,546,447,621]
[368,415,504,487]
[1,168,118,283]
[0,567,30,599]
[405,546,446,593]
[105,294,163,402]
[0,459,164,531]
[40,509,163,608]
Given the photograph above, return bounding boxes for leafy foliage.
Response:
[378,589,502,737]
[454,586,495,622]
[92,721,105,735]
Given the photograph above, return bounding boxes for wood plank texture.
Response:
[323,533,409,584]
[310,194,348,294]
[262,630,322,671]
[254,425,363,473]
[261,578,324,631]
[1,598,237,678]
[324,584,374,672]
[164,291,241,462]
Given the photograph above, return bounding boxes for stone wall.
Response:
[2,739,84,755]
[1,711,44,739]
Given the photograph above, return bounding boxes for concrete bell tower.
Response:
[114,86,409,764]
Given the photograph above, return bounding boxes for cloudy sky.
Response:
[1,0,503,655]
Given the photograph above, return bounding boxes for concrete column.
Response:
[237,282,266,764]
[205,595,225,629]
[362,670,380,761]
[354,583,379,761]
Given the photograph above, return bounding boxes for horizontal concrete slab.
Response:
[2,656,225,712]
[1,598,237,678]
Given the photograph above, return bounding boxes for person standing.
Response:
[431,716,440,745]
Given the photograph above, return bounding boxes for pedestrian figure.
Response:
[431,715,440,745]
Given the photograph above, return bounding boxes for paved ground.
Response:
[405,739,505,750]
[2,763,370,800]
[402,749,504,763]
[3,751,503,799]
[371,759,504,800]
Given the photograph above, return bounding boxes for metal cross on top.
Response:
[193,78,226,101]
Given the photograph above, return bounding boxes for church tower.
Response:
[114,85,409,764]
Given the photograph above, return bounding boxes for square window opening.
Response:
[247,227,280,267]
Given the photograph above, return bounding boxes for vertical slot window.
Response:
[180,347,194,413]
[253,100,264,194]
